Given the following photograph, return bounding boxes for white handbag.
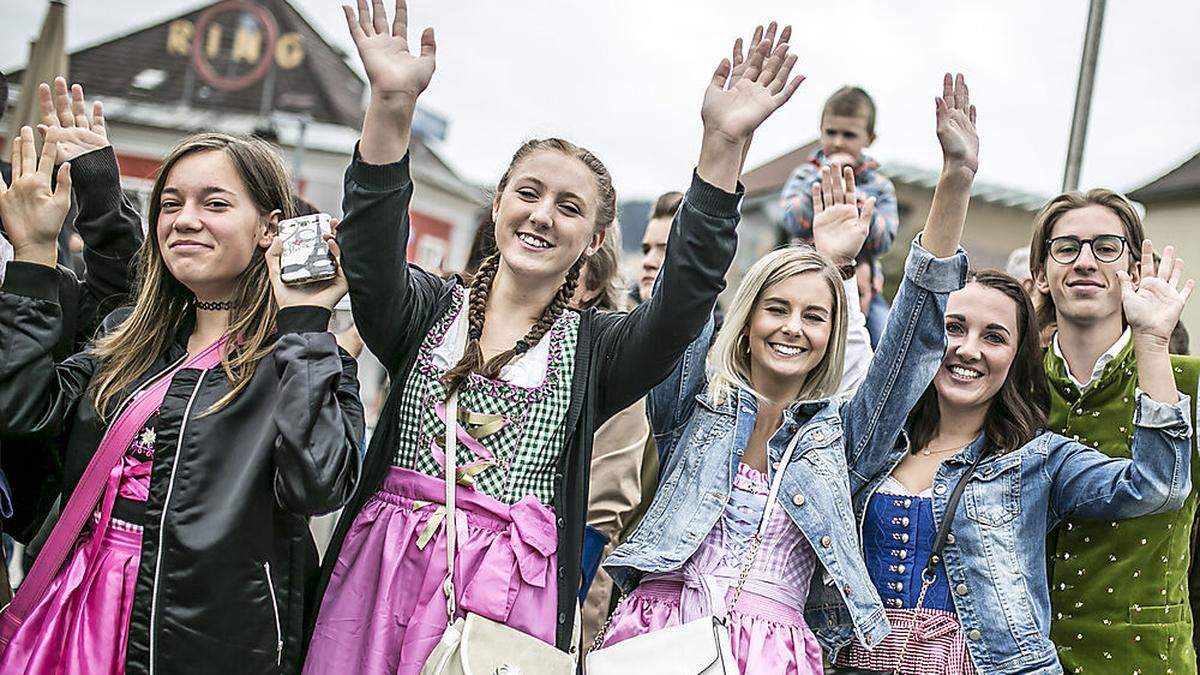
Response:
[585,432,803,674]
[420,321,576,675]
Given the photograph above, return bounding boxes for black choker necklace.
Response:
[195,299,233,311]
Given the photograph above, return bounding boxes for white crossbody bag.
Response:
[585,431,803,675]
[420,321,577,675]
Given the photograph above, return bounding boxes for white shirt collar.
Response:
[1051,327,1132,389]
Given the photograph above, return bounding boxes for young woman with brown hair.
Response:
[0,128,363,674]
[303,2,805,672]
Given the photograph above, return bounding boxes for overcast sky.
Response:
[2,0,1198,201]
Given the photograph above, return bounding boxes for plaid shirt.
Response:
[779,150,900,259]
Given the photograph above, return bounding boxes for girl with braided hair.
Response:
[303,1,805,672]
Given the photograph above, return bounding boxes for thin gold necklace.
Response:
[919,441,972,457]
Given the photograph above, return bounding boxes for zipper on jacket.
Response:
[263,562,284,666]
[148,369,207,674]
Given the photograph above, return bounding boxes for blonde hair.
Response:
[707,246,848,406]
[90,133,294,418]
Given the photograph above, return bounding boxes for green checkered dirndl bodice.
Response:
[393,284,579,505]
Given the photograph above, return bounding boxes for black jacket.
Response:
[1,146,144,542]
[0,263,364,674]
[310,150,740,653]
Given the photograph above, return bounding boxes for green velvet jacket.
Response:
[1046,340,1200,673]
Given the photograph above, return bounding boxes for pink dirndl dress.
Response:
[0,420,159,674]
[602,462,826,674]
[305,289,575,675]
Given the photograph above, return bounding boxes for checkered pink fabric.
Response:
[836,607,977,674]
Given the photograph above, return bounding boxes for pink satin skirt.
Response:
[602,578,825,675]
[0,515,142,675]
[303,467,559,675]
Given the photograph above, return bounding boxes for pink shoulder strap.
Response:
[0,337,227,647]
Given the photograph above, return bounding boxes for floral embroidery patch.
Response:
[129,412,160,460]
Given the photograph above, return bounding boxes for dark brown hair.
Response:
[1028,188,1144,331]
[650,191,683,221]
[442,138,616,394]
[908,270,1050,455]
[822,86,876,136]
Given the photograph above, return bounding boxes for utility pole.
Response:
[1062,0,1107,192]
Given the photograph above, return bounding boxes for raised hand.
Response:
[267,219,350,311]
[37,77,109,164]
[935,73,978,174]
[812,165,875,264]
[344,0,435,105]
[1120,240,1195,344]
[702,23,804,144]
[0,127,71,268]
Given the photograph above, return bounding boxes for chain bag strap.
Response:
[891,448,987,675]
[588,426,805,673]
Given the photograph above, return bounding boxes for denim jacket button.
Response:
[820,536,833,548]
[773,461,781,470]
[946,533,956,545]
[956,583,969,596]
[967,629,981,640]
[792,494,806,506]
[935,484,947,496]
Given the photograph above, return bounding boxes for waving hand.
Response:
[346,0,436,164]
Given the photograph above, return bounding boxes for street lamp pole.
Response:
[1062,0,1107,192]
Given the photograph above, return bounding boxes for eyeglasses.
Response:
[1047,235,1133,265]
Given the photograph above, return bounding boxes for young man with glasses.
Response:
[1030,188,1200,673]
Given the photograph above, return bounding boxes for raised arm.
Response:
[1121,240,1194,405]
[39,78,144,340]
[594,24,805,420]
[811,163,875,396]
[921,73,977,257]
[0,129,97,436]
[348,0,435,165]
[843,73,977,487]
[338,0,444,369]
[264,234,363,515]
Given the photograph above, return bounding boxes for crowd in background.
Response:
[0,2,1198,674]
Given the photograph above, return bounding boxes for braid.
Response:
[442,252,500,396]
[478,258,582,379]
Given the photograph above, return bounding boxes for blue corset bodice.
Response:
[862,491,954,613]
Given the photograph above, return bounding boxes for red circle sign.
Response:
[190,0,280,92]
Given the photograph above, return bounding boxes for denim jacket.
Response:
[604,238,968,652]
[849,392,1194,674]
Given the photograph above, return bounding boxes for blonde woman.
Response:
[0,128,362,673]
[601,74,977,673]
